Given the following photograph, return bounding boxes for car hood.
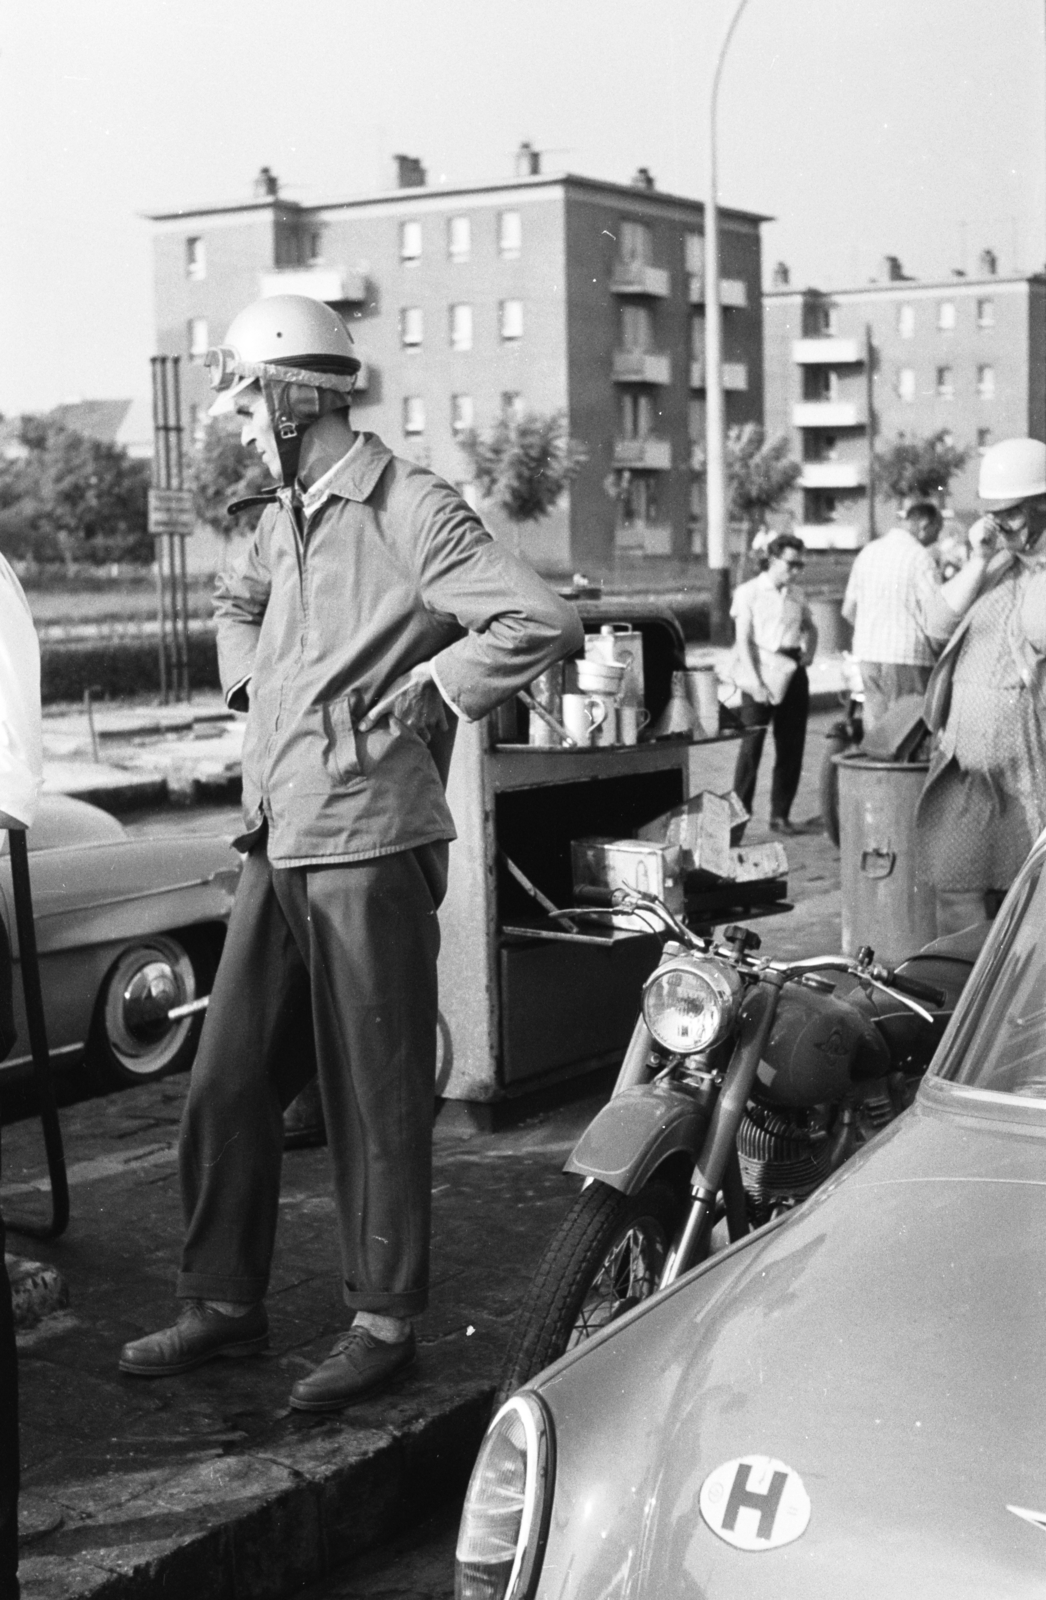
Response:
[537,1094,1046,1599]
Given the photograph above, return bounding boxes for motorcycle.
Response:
[496,887,983,1403]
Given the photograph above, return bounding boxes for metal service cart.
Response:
[436,605,746,1108]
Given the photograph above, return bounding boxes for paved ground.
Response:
[4,698,844,1599]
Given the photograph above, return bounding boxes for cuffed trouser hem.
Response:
[176,1274,267,1304]
[343,1285,428,1317]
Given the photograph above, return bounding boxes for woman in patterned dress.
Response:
[916,438,1046,936]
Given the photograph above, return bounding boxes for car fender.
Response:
[564,1083,707,1193]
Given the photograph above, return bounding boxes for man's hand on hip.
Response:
[359,663,449,738]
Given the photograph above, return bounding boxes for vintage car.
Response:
[1,794,240,1089]
[456,828,1046,1599]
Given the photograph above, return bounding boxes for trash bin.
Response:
[834,751,935,965]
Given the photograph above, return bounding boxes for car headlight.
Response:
[455,1393,554,1600]
[642,956,744,1054]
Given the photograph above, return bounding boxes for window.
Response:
[805,367,838,402]
[897,366,916,402]
[187,316,208,361]
[401,306,423,348]
[185,237,205,280]
[977,364,996,399]
[498,210,522,259]
[449,303,473,352]
[619,391,654,440]
[620,303,653,353]
[400,221,422,262]
[687,398,704,440]
[690,314,705,359]
[937,300,956,331]
[820,302,838,335]
[451,395,474,434]
[977,427,992,453]
[501,391,523,419]
[977,297,995,328]
[619,220,652,265]
[500,299,523,341]
[308,230,323,264]
[448,215,471,262]
[685,231,703,274]
[936,365,954,398]
[897,303,915,338]
[403,396,425,435]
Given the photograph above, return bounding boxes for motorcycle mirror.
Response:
[723,924,761,955]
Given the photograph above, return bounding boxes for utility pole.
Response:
[865,323,876,542]
[705,0,752,644]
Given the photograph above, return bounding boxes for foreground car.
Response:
[458,830,1046,1599]
[1,794,240,1088]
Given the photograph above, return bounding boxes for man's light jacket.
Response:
[214,431,583,866]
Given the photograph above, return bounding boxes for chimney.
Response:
[771,260,790,288]
[880,254,905,282]
[515,141,541,178]
[979,247,998,277]
[253,166,279,199]
[630,167,655,191]
[392,154,427,189]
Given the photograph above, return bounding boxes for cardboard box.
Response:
[571,837,684,931]
[638,790,740,880]
[729,841,789,882]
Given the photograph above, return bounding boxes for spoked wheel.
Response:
[496,1179,682,1406]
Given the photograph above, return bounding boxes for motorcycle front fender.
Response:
[564,1083,709,1195]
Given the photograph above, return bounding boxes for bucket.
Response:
[685,667,720,737]
[835,752,934,965]
[586,625,645,706]
[576,657,627,695]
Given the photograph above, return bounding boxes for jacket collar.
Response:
[297,431,393,514]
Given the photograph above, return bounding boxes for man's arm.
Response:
[212,511,275,711]
[841,551,862,626]
[799,599,818,667]
[393,477,583,723]
[732,588,769,701]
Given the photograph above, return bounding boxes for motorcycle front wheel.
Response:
[495,1179,683,1406]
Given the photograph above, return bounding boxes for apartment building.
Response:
[148,154,765,577]
[764,251,1046,547]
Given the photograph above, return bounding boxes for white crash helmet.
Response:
[206,294,360,417]
[978,437,1046,510]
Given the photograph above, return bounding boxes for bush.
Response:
[40,633,221,705]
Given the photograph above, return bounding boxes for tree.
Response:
[693,423,802,547]
[0,418,152,565]
[874,430,970,504]
[188,419,274,539]
[458,409,586,538]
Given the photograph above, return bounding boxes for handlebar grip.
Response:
[888,971,947,1009]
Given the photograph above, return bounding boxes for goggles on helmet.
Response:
[205,348,360,415]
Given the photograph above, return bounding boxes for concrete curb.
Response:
[20,1381,493,1599]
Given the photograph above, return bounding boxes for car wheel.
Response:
[495,1179,682,1406]
[88,935,201,1089]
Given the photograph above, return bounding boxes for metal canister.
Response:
[528,662,565,747]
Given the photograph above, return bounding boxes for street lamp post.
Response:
[705,0,753,644]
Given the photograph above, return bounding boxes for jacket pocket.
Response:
[321,694,362,786]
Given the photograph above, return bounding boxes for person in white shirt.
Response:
[0,552,43,1600]
[841,502,943,733]
[730,533,818,835]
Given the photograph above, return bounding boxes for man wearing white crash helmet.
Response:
[119,294,582,1409]
[915,436,1046,935]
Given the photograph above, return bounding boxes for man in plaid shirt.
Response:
[842,502,943,732]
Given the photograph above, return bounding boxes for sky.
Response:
[1,0,1044,414]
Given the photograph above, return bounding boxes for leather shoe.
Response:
[289,1326,416,1412]
[119,1300,269,1377]
[769,817,798,836]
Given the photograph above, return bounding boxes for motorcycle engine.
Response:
[738,1090,897,1223]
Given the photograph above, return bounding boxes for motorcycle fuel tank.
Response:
[756,981,891,1107]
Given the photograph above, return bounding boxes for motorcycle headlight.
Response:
[642,956,744,1054]
[455,1393,554,1600]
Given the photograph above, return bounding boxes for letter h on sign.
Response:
[721,1462,789,1541]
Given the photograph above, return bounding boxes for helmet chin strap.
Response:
[261,375,308,489]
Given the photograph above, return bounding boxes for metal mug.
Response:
[563,692,615,748]
[616,704,651,746]
[528,663,565,748]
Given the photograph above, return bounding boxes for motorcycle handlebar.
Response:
[882,971,947,1010]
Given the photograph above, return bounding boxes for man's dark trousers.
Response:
[732,664,809,824]
[177,839,444,1318]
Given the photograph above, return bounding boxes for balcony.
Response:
[793,401,864,429]
[613,350,672,385]
[689,360,748,391]
[796,522,863,551]
[799,460,866,489]
[613,437,672,470]
[610,261,671,298]
[260,268,367,303]
[688,274,748,308]
[792,338,864,365]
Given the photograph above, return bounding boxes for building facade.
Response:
[149,158,765,577]
[764,252,1046,547]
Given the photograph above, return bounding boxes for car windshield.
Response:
[934,859,1046,1098]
